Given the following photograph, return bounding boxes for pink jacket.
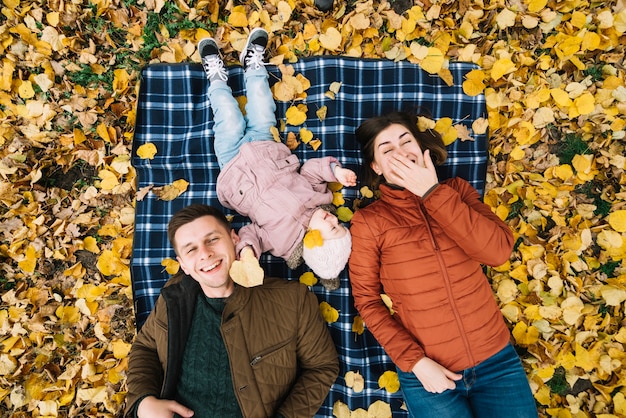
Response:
[217,141,339,261]
[349,177,514,373]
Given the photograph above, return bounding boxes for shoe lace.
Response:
[244,45,266,71]
[202,55,228,82]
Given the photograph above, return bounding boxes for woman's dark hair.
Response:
[167,204,231,254]
[354,110,448,189]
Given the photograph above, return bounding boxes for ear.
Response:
[370,161,382,176]
[230,229,240,245]
[177,256,190,275]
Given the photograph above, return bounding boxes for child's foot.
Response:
[239,27,269,72]
[198,37,228,83]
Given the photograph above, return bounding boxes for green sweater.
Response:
[175,295,243,418]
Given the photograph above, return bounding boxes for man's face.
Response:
[175,215,238,298]
[308,208,348,241]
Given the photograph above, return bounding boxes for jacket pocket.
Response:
[249,337,298,386]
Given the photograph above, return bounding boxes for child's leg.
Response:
[242,67,276,143]
[209,80,246,168]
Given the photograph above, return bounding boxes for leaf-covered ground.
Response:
[1,0,625,416]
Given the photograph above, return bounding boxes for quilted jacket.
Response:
[125,274,339,418]
[216,141,339,261]
[349,177,514,373]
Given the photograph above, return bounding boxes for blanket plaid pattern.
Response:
[131,57,488,416]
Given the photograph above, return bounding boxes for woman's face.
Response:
[371,123,424,184]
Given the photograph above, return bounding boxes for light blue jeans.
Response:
[208,67,276,168]
[397,343,538,418]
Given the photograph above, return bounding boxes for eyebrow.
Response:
[376,131,410,149]
[178,231,219,252]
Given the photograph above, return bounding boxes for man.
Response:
[125,204,340,418]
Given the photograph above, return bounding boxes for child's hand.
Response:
[334,167,357,187]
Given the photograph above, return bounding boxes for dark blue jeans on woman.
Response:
[397,343,538,418]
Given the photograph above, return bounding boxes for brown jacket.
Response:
[125,275,339,417]
[349,177,513,373]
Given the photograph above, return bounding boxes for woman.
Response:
[348,111,537,417]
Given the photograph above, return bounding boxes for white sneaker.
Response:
[239,28,269,72]
[198,37,228,82]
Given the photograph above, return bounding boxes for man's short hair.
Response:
[167,204,231,254]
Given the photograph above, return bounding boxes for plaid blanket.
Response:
[131,57,488,416]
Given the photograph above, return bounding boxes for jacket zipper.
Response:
[418,198,475,366]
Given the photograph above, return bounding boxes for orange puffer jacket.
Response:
[349,177,514,373]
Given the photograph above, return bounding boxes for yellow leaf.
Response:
[368,400,392,417]
[285,105,307,126]
[96,123,111,142]
[228,11,248,28]
[345,370,365,392]
[419,47,444,74]
[98,169,119,190]
[137,143,158,159]
[417,116,436,131]
[299,271,317,286]
[462,69,485,96]
[229,249,264,287]
[571,92,595,116]
[304,229,323,249]
[509,146,526,161]
[161,258,180,275]
[607,210,626,232]
[110,339,132,359]
[434,117,457,145]
[378,370,400,393]
[381,293,395,315]
[332,191,345,206]
[319,27,342,51]
[511,321,539,345]
[336,206,353,222]
[112,68,130,94]
[333,400,351,418]
[550,88,572,107]
[83,236,100,253]
[491,57,515,81]
[352,315,364,335]
[526,0,547,13]
[153,179,189,201]
[18,80,35,99]
[309,138,322,151]
[360,186,373,199]
[299,127,313,144]
[471,118,489,135]
[18,245,38,274]
[316,106,327,121]
[56,305,80,323]
[319,301,339,323]
[75,283,106,302]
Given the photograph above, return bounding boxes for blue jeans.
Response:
[397,344,538,418]
[208,66,276,168]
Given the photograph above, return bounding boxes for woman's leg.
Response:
[241,66,276,143]
[208,80,246,168]
[397,366,473,418]
[467,344,538,418]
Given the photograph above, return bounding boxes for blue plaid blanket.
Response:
[131,57,488,416]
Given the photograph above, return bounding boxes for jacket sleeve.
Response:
[276,285,339,417]
[124,297,167,417]
[348,210,426,373]
[299,156,339,193]
[236,222,284,258]
[423,177,514,266]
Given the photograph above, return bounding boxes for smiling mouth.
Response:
[200,260,221,272]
